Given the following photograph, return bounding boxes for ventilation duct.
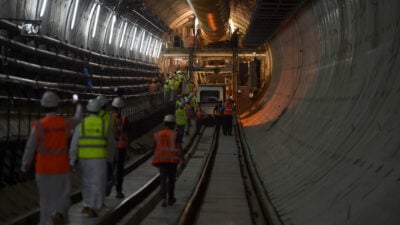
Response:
[187,0,230,42]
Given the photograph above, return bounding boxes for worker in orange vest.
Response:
[21,91,82,225]
[221,97,235,136]
[151,114,182,207]
[110,97,129,198]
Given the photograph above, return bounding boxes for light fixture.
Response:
[139,31,146,53]
[108,14,116,44]
[156,42,163,58]
[87,3,97,36]
[130,26,137,50]
[70,0,80,30]
[40,0,48,17]
[92,4,100,38]
[152,40,158,57]
[119,21,127,47]
[145,36,152,56]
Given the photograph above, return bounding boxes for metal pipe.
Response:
[187,0,230,42]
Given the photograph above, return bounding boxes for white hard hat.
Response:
[40,91,59,108]
[96,95,108,107]
[86,99,101,113]
[112,97,125,108]
[163,114,175,122]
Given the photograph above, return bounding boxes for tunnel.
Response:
[0,0,400,225]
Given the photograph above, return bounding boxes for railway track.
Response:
[8,122,274,225]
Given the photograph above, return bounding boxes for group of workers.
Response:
[163,71,194,102]
[214,96,236,136]
[21,91,129,225]
[19,87,236,225]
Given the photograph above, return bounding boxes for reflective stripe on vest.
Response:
[151,129,180,166]
[78,116,108,158]
[224,101,233,115]
[34,115,71,174]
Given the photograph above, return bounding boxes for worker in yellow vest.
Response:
[70,99,115,218]
[175,104,186,143]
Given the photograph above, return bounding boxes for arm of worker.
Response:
[72,103,83,127]
[21,129,37,172]
[69,126,80,168]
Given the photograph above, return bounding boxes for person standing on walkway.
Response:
[70,99,115,218]
[213,100,223,132]
[175,104,186,143]
[21,90,82,225]
[151,114,182,207]
[222,97,235,136]
[110,97,129,198]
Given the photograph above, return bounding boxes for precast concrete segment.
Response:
[241,0,400,225]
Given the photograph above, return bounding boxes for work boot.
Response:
[52,212,64,225]
[168,197,176,206]
[85,208,98,218]
[161,199,167,207]
[116,191,125,199]
[81,207,90,214]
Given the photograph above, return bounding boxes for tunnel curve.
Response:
[241,1,400,225]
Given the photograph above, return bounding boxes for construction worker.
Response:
[195,103,203,134]
[21,90,82,225]
[149,78,158,92]
[70,99,115,218]
[184,99,193,135]
[221,97,235,136]
[175,104,186,143]
[213,100,223,132]
[151,114,182,207]
[110,97,129,198]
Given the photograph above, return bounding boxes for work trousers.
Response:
[176,125,185,143]
[158,163,177,200]
[222,115,233,135]
[116,148,126,192]
[36,173,71,225]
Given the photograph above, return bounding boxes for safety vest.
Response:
[151,129,180,166]
[78,115,108,159]
[223,101,233,115]
[196,109,203,119]
[184,103,193,119]
[99,109,110,125]
[175,108,187,125]
[113,113,128,149]
[33,115,72,174]
[149,82,157,92]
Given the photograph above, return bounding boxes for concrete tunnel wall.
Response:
[241,1,400,225]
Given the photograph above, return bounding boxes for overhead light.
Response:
[229,19,235,34]
[92,4,101,38]
[87,3,97,36]
[139,31,146,53]
[145,36,152,56]
[109,15,116,44]
[40,0,48,17]
[152,40,158,57]
[115,21,123,46]
[70,0,80,30]
[119,21,128,47]
[130,26,137,50]
[156,42,162,58]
